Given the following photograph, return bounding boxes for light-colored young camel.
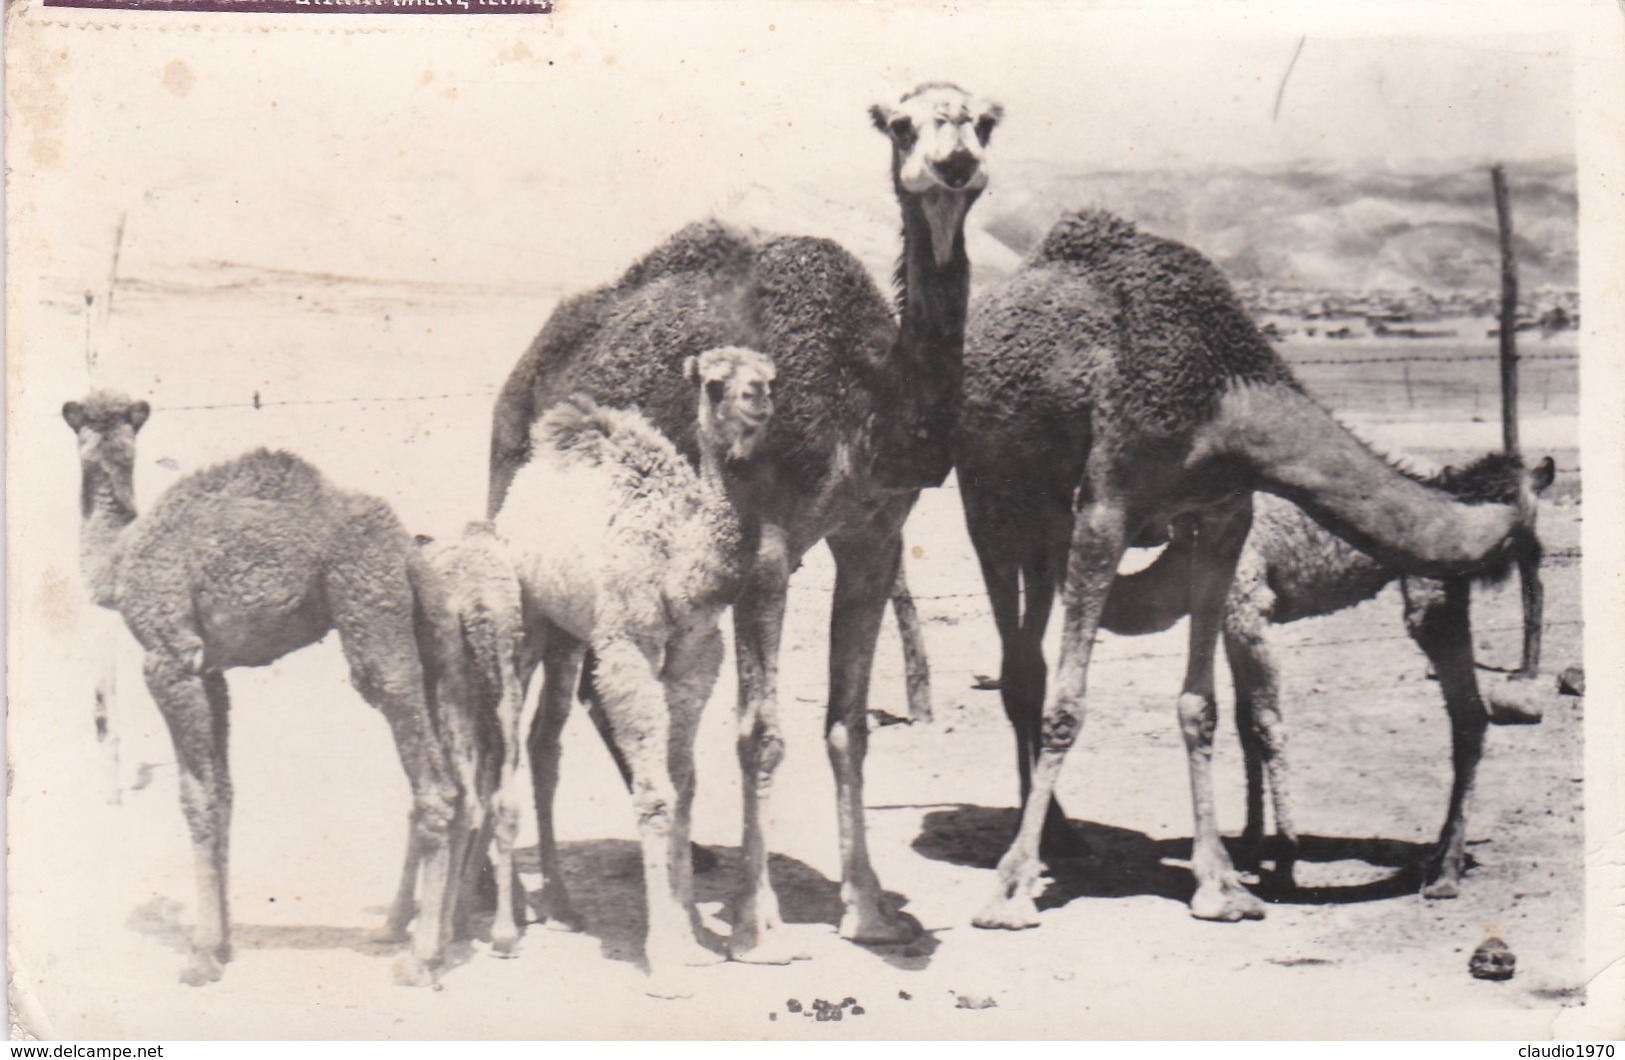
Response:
[421,347,773,992]
[1099,451,1556,898]
[486,84,1000,958]
[63,392,460,986]
[955,211,1547,928]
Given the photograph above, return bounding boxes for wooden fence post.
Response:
[1492,165,1542,677]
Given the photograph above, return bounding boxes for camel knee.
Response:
[1039,701,1082,750]
[630,784,678,835]
[738,716,785,783]
[1177,692,1218,748]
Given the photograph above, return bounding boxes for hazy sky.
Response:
[8,1,1583,288]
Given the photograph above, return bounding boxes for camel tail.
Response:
[1212,383,1535,580]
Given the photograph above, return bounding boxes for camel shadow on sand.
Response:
[912,805,1441,911]
[127,839,936,976]
[511,840,937,970]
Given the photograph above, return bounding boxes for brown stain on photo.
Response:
[36,567,80,635]
[162,59,196,99]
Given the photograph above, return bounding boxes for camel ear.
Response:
[1531,455,1556,493]
[682,356,698,383]
[868,103,894,134]
[127,401,151,432]
[974,102,1004,145]
[63,401,87,431]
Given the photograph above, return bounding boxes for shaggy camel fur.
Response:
[434,347,773,991]
[487,83,1000,957]
[63,392,459,986]
[955,211,1546,928]
[1100,452,1556,898]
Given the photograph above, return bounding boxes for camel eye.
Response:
[974,114,997,146]
[705,379,726,406]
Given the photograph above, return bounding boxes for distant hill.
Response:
[974,159,1578,295]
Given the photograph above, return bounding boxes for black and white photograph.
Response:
[6,0,1623,1041]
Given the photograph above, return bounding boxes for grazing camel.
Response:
[1099,451,1556,897]
[62,392,459,986]
[955,211,1546,928]
[487,83,1001,958]
[491,346,776,993]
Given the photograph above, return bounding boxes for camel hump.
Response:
[176,447,329,503]
[1031,209,1142,267]
[617,219,760,290]
[531,393,687,483]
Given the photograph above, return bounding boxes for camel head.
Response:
[63,390,150,517]
[871,82,1002,267]
[685,346,776,465]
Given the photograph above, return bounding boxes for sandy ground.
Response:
[6,280,1596,1040]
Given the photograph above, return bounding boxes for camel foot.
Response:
[1422,876,1461,900]
[1190,876,1266,922]
[645,940,723,997]
[178,949,226,987]
[393,953,440,988]
[839,903,917,945]
[489,933,523,959]
[972,891,1041,931]
[729,925,811,965]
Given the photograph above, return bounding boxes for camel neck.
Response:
[895,192,972,360]
[868,189,975,490]
[79,466,134,608]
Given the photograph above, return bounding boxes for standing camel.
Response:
[1099,452,1556,897]
[494,347,776,993]
[487,83,1002,959]
[955,211,1547,928]
[62,392,459,986]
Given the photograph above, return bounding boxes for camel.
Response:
[1098,451,1556,897]
[954,211,1547,928]
[388,519,526,954]
[493,346,776,993]
[62,392,459,986]
[486,83,1001,958]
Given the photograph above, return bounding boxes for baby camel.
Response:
[410,347,775,991]
[1100,451,1555,898]
[62,393,459,987]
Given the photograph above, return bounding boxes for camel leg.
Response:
[1402,577,1486,898]
[729,524,798,963]
[825,525,918,945]
[382,824,420,943]
[890,563,933,723]
[1223,560,1297,889]
[592,636,708,996]
[145,653,232,985]
[1180,499,1265,922]
[484,628,531,956]
[528,623,586,932]
[329,561,458,986]
[662,628,727,955]
[581,659,716,873]
[96,609,123,806]
[974,492,1126,930]
[962,491,1080,860]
